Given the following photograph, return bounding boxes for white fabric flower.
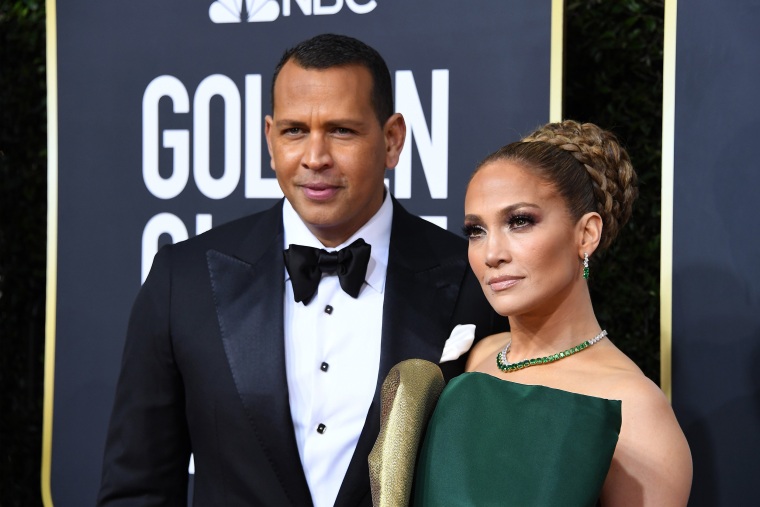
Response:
[439,324,476,362]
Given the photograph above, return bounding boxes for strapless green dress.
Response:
[412,372,621,506]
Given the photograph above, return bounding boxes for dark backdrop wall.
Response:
[0,1,669,505]
[669,0,760,504]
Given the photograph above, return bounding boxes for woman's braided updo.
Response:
[475,120,638,251]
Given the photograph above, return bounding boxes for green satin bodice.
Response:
[413,372,621,506]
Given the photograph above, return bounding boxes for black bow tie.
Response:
[283,238,372,304]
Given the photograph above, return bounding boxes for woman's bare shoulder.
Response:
[595,344,693,505]
[465,332,510,372]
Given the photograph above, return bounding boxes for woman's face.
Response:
[464,160,583,317]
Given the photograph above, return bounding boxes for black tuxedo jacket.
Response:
[98,198,503,506]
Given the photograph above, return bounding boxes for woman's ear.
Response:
[577,212,602,257]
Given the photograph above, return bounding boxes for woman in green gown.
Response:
[412,121,692,506]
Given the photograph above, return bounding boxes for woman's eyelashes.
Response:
[462,212,538,239]
[462,223,485,239]
[507,213,537,230]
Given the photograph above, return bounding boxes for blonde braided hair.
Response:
[475,120,638,250]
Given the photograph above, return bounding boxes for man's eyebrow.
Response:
[274,119,308,128]
[273,118,367,129]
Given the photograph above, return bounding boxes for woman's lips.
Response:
[487,275,522,291]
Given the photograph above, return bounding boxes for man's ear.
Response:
[577,212,602,257]
[383,113,406,169]
[264,115,275,171]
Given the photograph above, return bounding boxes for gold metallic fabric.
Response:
[368,359,445,507]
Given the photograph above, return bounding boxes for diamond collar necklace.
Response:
[496,330,607,373]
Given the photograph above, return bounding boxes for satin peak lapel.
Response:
[206,224,312,505]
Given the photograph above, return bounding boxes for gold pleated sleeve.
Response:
[368,359,445,507]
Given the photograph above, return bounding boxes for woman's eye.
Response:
[462,224,485,239]
[508,214,534,230]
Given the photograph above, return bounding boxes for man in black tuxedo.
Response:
[98,33,502,506]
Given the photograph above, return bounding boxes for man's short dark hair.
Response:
[271,33,394,125]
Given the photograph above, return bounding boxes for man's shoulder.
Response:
[171,201,282,253]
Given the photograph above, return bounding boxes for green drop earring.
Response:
[583,252,590,280]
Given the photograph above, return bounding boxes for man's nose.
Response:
[301,133,332,171]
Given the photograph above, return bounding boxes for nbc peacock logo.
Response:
[209,0,279,22]
[209,0,378,24]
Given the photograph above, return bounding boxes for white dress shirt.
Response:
[282,192,392,507]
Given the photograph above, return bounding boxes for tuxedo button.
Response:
[324,305,333,314]
[320,362,329,372]
[317,423,326,434]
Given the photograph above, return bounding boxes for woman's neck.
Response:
[506,289,601,360]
